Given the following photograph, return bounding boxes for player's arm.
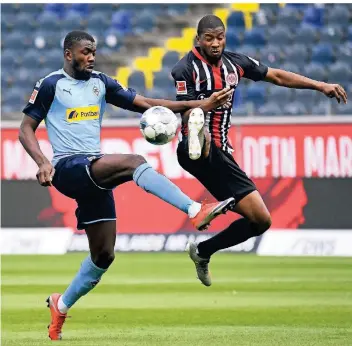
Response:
[19,79,55,186]
[264,68,347,104]
[132,89,232,114]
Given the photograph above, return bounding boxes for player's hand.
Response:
[203,87,234,111]
[321,83,347,104]
[36,162,55,187]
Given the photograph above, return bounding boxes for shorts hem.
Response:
[85,165,113,191]
[78,218,117,230]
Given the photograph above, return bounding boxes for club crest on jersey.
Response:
[176,81,187,95]
[93,85,99,97]
[226,73,238,87]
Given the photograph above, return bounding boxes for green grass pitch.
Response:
[2,253,352,345]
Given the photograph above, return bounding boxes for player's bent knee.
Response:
[251,214,272,236]
[131,154,147,169]
[92,249,115,269]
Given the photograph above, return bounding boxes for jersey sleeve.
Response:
[171,61,197,101]
[231,53,268,82]
[22,78,56,122]
[99,73,137,109]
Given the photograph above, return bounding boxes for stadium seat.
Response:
[295,89,319,111]
[166,4,189,16]
[23,49,44,69]
[338,43,352,64]
[268,25,293,45]
[311,44,334,65]
[3,32,31,50]
[257,102,282,116]
[14,12,36,32]
[227,11,246,32]
[304,63,327,81]
[245,84,267,107]
[153,70,174,89]
[111,10,133,35]
[37,12,61,33]
[348,25,352,42]
[44,49,64,70]
[295,25,318,45]
[87,12,111,34]
[90,4,115,14]
[18,3,43,14]
[319,26,344,45]
[283,101,308,115]
[162,51,180,69]
[2,50,17,69]
[237,45,258,59]
[226,29,242,47]
[134,12,156,35]
[335,102,352,115]
[103,30,123,50]
[284,44,310,68]
[328,62,352,85]
[128,71,146,93]
[1,3,17,15]
[62,11,86,31]
[281,62,300,74]
[326,5,350,27]
[277,7,302,28]
[258,44,282,68]
[232,103,251,116]
[310,101,333,115]
[69,3,90,16]
[302,5,324,27]
[44,3,66,18]
[286,4,309,10]
[243,28,266,47]
[267,85,294,106]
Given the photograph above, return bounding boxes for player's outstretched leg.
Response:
[90,154,235,230]
[188,108,205,160]
[47,221,116,340]
[187,191,271,286]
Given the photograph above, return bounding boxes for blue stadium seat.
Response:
[87,12,110,34]
[14,12,36,32]
[281,62,300,74]
[226,29,242,47]
[304,63,327,81]
[18,3,43,14]
[268,25,293,45]
[310,101,333,115]
[227,11,246,32]
[134,12,156,34]
[162,51,180,69]
[286,4,309,10]
[260,3,280,15]
[45,49,64,71]
[283,101,308,115]
[90,4,115,14]
[348,25,352,42]
[44,4,66,18]
[267,85,294,106]
[37,12,61,32]
[23,49,44,69]
[166,4,189,16]
[294,89,319,111]
[1,4,18,15]
[111,10,133,35]
[319,26,344,45]
[232,103,251,116]
[295,25,318,45]
[328,62,352,85]
[335,103,352,115]
[3,32,31,50]
[62,11,86,31]
[338,43,352,64]
[69,3,90,16]
[243,28,266,47]
[153,70,174,89]
[311,44,335,65]
[237,45,258,59]
[257,102,282,116]
[284,44,309,68]
[258,45,282,68]
[128,71,146,93]
[302,5,324,27]
[2,50,17,69]
[277,7,302,28]
[245,84,267,107]
[326,5,350,27]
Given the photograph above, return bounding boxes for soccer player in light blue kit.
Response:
[19,31,234,340]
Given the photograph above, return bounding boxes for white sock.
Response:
[188,202,202,218]
[58,296,69,314]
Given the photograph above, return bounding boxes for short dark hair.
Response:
[197,15,225,36]
[63,30,95,51]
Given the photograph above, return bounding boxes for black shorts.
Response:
[177,139,256,203]
[52,154,116,230]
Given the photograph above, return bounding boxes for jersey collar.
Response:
[192,47,223,68]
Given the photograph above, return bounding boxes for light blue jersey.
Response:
[23,69,137,166]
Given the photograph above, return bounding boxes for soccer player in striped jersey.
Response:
[172,15,347,287]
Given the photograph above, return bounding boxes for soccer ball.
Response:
[140,106,178,145]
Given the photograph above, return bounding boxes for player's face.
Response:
[197,27,226,62]
[65,40,96,80]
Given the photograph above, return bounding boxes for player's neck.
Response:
[63,65,90,81]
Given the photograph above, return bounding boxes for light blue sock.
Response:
[133,163,194,214]
[61,255,106,308]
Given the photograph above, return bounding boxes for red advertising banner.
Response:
[1,124,351,233]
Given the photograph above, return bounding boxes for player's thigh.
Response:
[85,220,117,256]
[233,190,271,227]
[90,153,146,188]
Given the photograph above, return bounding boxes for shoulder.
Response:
[171,52,193,78]
[223,51,248,63]
[91,71,125,89]
[37,70,65,89]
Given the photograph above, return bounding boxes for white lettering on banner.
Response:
[257,230,352,257]
[304,136,352,177]
[243,136,296,178]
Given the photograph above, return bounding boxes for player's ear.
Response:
[64,49,72,62]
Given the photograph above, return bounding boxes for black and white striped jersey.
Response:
[171,47,268,153]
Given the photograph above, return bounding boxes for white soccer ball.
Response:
[140,106,179,145]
